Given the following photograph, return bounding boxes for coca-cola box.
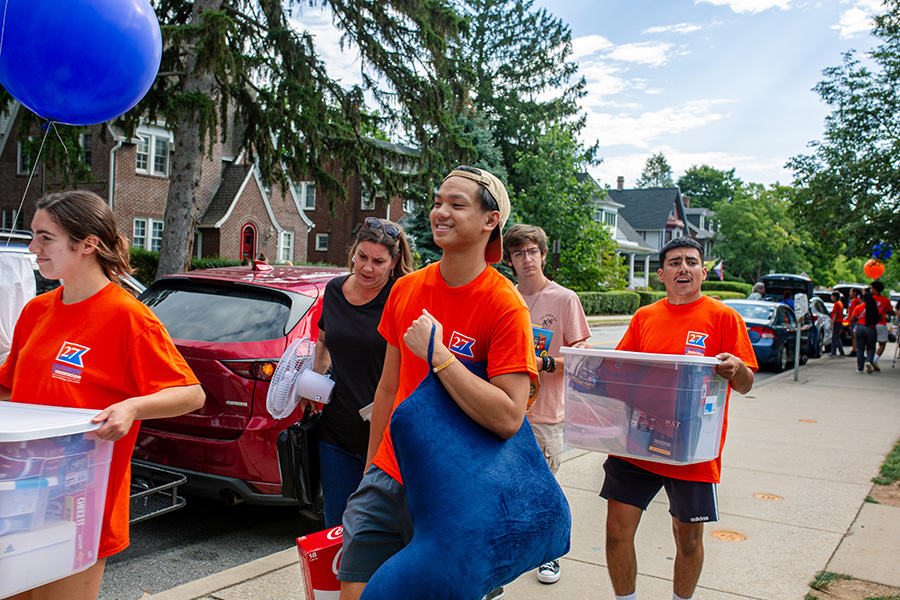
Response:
[297,526,343,600]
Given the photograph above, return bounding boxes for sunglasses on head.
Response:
[364,217,400,238]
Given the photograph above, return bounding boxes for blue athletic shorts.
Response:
[337,466,414,583]
[600,456,719,524]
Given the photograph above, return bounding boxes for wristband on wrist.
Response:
[545,355,557,373]
[433,355,456,374]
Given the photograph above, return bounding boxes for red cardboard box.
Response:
[297,526,343,600]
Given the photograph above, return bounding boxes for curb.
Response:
[146,548,298,600]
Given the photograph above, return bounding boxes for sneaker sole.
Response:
[537,572,561,584]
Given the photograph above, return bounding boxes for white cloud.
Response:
[643,23,703,35]
[571,34,615,59]
[607,41,678,67]
[832,0,881,39]
[583,101,732,149]
[695,0,792,14]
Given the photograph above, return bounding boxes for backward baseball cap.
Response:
[442,166,511,264]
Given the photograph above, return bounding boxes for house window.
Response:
[361,192,376,211]
[280,230,294,263]
[133,218,164,252]
[315,233,329,252]
[296,181,316,210]
[135,125,172,176]
[17,139,34,175]
[81,132,92,166]
[402,198,416,214]
[604,211,617,228]
[1,208,22,231]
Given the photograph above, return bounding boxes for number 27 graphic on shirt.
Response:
[448,331,475,358]
[56,342,90,368]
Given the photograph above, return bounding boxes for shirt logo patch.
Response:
[53,342,90,383]
[449,331,476,358]
[685,331,708,356]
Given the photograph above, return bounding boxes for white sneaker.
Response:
[865,361,874,373]
[482,587,504,600]
[537,559,561,584]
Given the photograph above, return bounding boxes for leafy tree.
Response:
[635,152,675,188]
[677,165,741,209]
[713,184,814,283]
[129,0,470,278]
[458,0,590,194]
[788,0,900,256]
[511,125,625,291]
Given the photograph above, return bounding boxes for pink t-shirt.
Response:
[520,281,591,424]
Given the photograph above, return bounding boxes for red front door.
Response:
[241,223,257,260]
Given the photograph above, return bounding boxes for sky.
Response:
[292,0,884,190]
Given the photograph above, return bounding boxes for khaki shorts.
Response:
[530,421,564,475]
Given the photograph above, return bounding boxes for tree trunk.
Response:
[156,0,221,279]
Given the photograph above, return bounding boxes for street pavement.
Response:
[146,349,900,600]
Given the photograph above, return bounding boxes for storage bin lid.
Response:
[0,402,102,442]
[561,347,721,366]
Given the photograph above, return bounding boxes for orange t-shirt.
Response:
[373,262,538,484]
[0,283,199,557]
[874,294,892,324]
[851,300,887,326]
[615,295,758,483]
[848,298,862,321]
[830,300,844,323]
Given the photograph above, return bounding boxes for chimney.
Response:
[683,196,690,208]
[616,176,624,191]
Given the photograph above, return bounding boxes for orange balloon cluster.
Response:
[864,259,885,279]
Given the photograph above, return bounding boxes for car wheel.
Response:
[772,344,788,372]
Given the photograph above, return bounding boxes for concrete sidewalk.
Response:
[147,353,900,600]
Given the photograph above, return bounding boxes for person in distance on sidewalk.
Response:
[601,238,757,600]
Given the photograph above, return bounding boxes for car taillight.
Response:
[749,326,776,339]
[223,360,278,381]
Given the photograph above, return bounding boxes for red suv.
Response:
[132,264,345,506]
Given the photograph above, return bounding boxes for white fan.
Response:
[266,338,334,419]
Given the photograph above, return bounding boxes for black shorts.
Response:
[600,456,719,524]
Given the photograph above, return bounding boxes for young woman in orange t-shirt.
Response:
[0,190,205,600]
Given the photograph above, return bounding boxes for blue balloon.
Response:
[0,0,162,126]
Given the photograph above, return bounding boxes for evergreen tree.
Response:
[635,152,675,188]
[129,0,470,277]
[458,0,590,194]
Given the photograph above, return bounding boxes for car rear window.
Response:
[731,303,774,322]
[141,280,315,343]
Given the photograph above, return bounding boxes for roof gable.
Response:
[606,188,686,231]
[199,163,254,227]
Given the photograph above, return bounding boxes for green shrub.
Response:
[191,256,242,270]
[702,291,745,300]
[702,280,752,295]
[129,248,158,287]
[637,290,667,307]
[577,291,640,315]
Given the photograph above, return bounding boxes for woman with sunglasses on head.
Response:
[308,217,414,527]
[0,190,204,600]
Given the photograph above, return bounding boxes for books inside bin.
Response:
[562,348,726,465]
[0,403,113,597]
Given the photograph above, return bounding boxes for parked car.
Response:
[724,299,810,372]
[132,264,345,507]
[808,296,833,356]
[760,273,814,302]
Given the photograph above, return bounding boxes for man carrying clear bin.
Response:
[601,238,757,600]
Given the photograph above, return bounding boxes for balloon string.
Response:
[0,0,8,58]
[3,124,51,250]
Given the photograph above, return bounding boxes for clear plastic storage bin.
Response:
[0,403,113,599]
[562,348,727,465]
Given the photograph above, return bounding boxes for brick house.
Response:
[0,101,412,267]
